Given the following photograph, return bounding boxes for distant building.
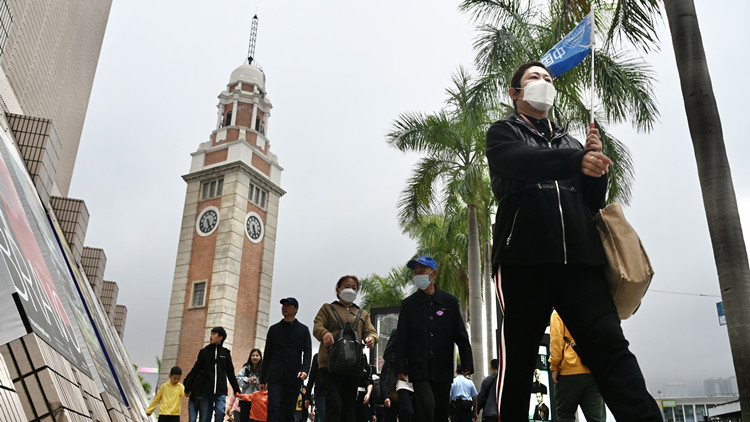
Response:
[663,382,688,398]
[659,396,739,422]
[704,376,739,397]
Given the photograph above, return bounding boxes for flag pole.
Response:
[590,8,595,129]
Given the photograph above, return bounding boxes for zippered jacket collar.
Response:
[509,113,569,140]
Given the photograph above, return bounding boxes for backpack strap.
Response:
[351,308,363,342]
[328,303,346,333]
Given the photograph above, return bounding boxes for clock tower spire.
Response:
[159,55,284,388]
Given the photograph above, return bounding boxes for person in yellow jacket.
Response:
[548,310,605,422]
[147,366,186,421]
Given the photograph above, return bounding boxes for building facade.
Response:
[0,0,112,196]
[160,63,284,386]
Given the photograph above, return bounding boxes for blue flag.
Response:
[541,12,594,77]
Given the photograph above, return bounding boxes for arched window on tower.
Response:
[225,111,233,127]
[254,116,260,132]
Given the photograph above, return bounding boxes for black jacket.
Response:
[185,343,240,396]
[304,353,320,401]
[395,287,473,383]
[477,372,498,417]
[485,113,608,271]
[260,319,312,384]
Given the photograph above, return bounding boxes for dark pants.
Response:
[267,379,301,422]
[384,397,399,422]
[454,411,474,422]
[158,416,180,422]
[412,380,450,422]
[239,399,252,422]
[313,394,326,422]
[452,399,474,422]
[496,264,662,422]
[355,390,371,421]
[319,368,358,422]
[397,389,414,422]
[555,373,606,422]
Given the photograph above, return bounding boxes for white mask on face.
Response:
[521,80,556,111]
[339,288,357,304]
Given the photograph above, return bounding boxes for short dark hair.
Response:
[336,275,360,290]
[170,366,182,376]
[510,61,552,112]
[211,326,227,344]
[490,359,499,370]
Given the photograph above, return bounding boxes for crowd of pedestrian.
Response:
[147,251,658,422]
[146,59,663,422]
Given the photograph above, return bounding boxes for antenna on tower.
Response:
[247,14,258,65]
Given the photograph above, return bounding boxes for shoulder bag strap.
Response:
[351,308,363,342]
[328,303,346,334]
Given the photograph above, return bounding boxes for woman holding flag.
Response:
[485,60,662,421]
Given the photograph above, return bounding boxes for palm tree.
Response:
[475,178,498,363]
[405,210,473,306]
[388,71,492,383]
[663,0,750,416]
[359,266,411,312]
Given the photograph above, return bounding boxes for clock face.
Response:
[245,212,264,243]
[196,207,220,236]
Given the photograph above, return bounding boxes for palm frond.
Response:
[595,52,659,131]
[396,157,452,228]
[604,0,661,53]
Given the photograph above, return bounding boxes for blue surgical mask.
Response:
[413,274,432,290]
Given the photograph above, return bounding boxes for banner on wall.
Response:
[47,214,122,398]
[0,128,149,413]
[0,131,88,373]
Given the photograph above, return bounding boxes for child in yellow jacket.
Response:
[147,366,186,421]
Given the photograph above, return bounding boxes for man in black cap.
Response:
[395,255,474,422]
[261,297,312,422]
[184,326,240,422]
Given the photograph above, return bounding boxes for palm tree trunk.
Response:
[484,241,495,367]
[468,203,485,388]
[664,0,750,417]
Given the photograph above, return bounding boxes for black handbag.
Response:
[326,304,365,376]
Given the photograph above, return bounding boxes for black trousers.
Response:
[239,399,252,422]
[319,367,358,422]
[496,264,662,422]
[268,378,301,422]
[412,380,451,422]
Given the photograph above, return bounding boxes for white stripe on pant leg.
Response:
[494,268,507,421]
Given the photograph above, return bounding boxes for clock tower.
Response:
[159,61,284,386]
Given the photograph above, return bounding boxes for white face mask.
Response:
[521,80,556,111]
[339,288,357,304]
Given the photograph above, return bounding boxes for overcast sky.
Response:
[69,0,749,397]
